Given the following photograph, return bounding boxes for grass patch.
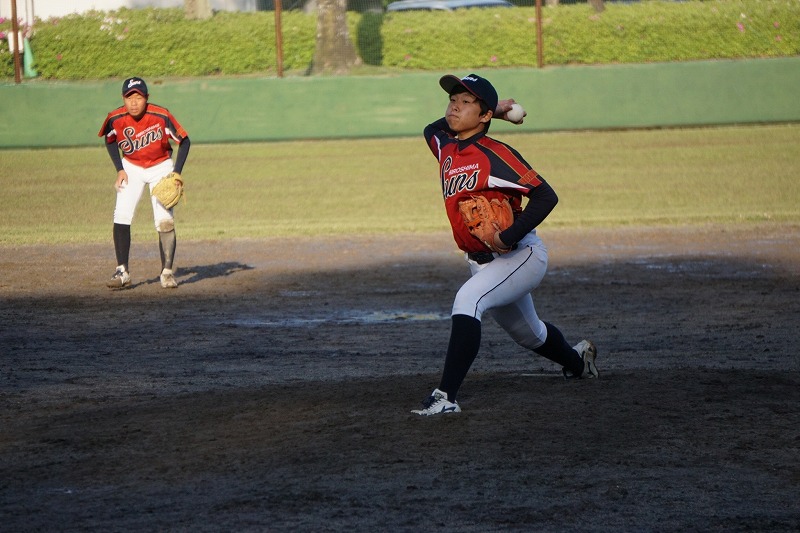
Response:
[1,124,798,245]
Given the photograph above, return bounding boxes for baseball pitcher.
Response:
[412,74,599,416]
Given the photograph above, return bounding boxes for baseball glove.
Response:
[458,195,514,253]
[152,172,184,209]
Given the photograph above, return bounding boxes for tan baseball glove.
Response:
[152,172,184,209]
[458,195,514,253]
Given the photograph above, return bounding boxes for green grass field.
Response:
[1,123,798,246]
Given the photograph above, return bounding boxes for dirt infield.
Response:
[2,224,799,531]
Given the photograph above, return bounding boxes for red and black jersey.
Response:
[425,118,555,253]
[98,103,188,169]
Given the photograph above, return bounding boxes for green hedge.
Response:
[0,9,315,78]
[1,0,798,80]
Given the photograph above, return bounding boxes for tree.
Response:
[588,0,605,13]
[185,0,212,20]
[312,0,361,75]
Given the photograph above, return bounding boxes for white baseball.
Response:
[506,103,525,123]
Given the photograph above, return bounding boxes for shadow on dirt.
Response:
[175,262,255,285]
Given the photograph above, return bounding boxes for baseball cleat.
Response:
[160,268,178,289]
[563,340,599,379]
[411,388,461,416]
[106,268,131,289]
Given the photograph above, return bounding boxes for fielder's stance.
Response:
[99,77,191,289]
[412,74,598,416]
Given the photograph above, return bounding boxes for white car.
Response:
[386,0,514,12]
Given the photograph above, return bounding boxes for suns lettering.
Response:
[440,158,452,198]
[440,156,481,198]
[118,125,163,155]
[442,170,479,199]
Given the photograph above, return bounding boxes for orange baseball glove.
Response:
[458,195,514,253]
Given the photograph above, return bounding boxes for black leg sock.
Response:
[533,322,584,376]
[113,223,131,271]
[158,230,177,271]
[438,314,482,402]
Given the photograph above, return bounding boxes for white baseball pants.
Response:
[113,158,174,230]
[452,232,549,350]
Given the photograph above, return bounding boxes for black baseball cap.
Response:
[439,73,498,114]
[122,77,148,97]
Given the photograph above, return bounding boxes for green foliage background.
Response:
[0,0,797,80]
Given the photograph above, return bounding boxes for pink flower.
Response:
[491,55,498,63]
[56,53,62,61]
[0,17,5,24]
[736,22,745,32]
[0,31,5,40]
[773,21,780,28]
[776,35,782,42]
[404,54,412,61]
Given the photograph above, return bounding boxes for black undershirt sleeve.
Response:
[173,136,191,174]
[430,117,453,134]
[424,117,454,144]
[498,179,559,246]
[106,142,124,172]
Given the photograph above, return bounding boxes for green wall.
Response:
[1,57,799,148]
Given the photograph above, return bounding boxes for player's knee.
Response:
[113,211,134,225]
[157,219,175,233]
[452,293,484,321]
[512,333,545,351]
[511,319,547,350]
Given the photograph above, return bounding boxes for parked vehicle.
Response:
[386,0,514,12]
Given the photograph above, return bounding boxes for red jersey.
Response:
[424,119,544,253]
[98,103,188,169]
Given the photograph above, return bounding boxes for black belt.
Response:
[467,244,518,264]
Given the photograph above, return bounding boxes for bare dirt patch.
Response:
[1,224,799,531]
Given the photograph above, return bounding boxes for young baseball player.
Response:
[412,73,598,416]
[98,77,191,289]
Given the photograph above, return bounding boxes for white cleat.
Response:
[564,340,599,379]
[411,388,461,416]
[160,268,178,289]
[106,267,131,289]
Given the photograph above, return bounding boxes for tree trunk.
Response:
[185,0,213,20]
[588,0,605,13]
[312,0,361,75]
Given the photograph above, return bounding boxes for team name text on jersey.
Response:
[118,124,163,156]
[440,156,479,199]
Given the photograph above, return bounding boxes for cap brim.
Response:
[439,74,484,104]
[123,89,147,97]
[439,75,465,94]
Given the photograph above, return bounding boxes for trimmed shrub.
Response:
[0,0,797,80]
